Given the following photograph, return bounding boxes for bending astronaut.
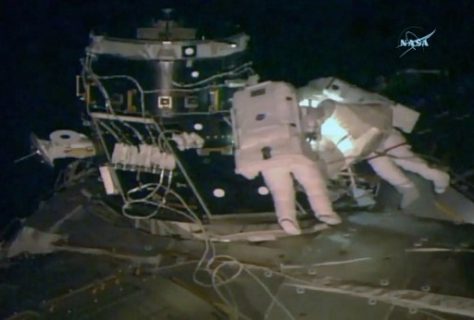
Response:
[232,81,341,235]
[298,77,450,209]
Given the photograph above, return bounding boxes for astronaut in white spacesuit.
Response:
[232,79,449,235]
[298,77,450,209]
[368,129,450,207]
[232,81,341,235]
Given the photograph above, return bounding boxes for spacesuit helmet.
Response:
[297,77,336,108]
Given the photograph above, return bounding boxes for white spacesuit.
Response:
[298,77,450,208]
[367,128,450,207]
[232,81,341,235]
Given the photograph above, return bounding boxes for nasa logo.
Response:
[397,27,436,58]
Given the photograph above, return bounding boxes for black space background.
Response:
[1,0,473,228]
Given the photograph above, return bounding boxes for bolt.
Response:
[380,279,390,286]
[307,268,317,275]
[413,241,423,247]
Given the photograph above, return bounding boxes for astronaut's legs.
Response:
[384,130,450,194]
[367,154,420,208]
[291,163,341,225]
[261,167,302,235]
[368,130,450,208]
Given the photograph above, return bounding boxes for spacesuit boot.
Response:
[394,158,450,194]
[395,181,420,209]
[383,130,450,194]
[291,162,342,225]
[367,153,420,209]
[309,195,342,224]
[261,167,302,235]
[433,171,450,194]
[274,200,302,235]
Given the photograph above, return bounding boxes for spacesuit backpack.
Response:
[232,81,310,179]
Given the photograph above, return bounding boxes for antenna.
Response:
[13,151,39,164]
[162,8,174,40]
[162,8,174,19]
